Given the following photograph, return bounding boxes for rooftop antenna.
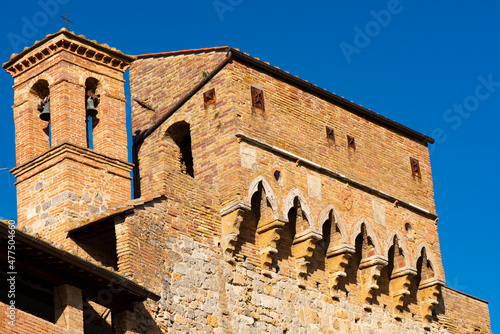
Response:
[0,161,11,188]
[60,11,73,30]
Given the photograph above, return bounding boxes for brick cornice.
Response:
[3,28,136,78]
[11,142,133,183]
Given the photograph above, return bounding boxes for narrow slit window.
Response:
[326,126,335,140]
[410,157,421,177]
[347,135,356,150]
[251,87,265,110]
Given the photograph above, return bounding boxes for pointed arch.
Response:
[384,230,410,264]
[247,175,279,219]
[318,205,348,243]
[283,189,314,228]
[350,219,382,255]
[412,241,442,279]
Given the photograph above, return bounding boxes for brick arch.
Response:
[412,241,442,279]
[29,73,54,90]
[384,230,410,264]
[78,71,108,93]
[283,189,314,228]
[318,204,348,243]
[247,175,279,219]
[350,219,382,255]
[166,113,193,130]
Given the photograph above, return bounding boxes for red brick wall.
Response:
[0,302,64,334]
[438,287,491,333]
[231,61,436,214]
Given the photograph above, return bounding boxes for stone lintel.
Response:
[326,243,356,258]
[359,255,388,269]
[293,229,322,244]
[220,200,251,217]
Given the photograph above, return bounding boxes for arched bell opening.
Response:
[85,78,101,150]
[30,79,51,148]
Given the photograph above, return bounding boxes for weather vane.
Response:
[60,11,73,30]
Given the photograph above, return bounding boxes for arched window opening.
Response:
[85,78,101,150]
[167,122,194,177]
[319,211,343,255]
[31,80,51,148]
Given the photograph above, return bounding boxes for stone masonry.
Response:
[1,30,491,333]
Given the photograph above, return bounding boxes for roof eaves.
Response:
[0,220,160,302]
[68,194,167,235]
[3,28,135,69]
[135,46,229,59]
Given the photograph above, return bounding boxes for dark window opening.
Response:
[347,135,356,150]
[167,122,194,178]
[273,170,281,183]
[410,157,421,177]
[71,222,118,270]
[251,87,265,110]
[0,269,55,323]
[326,126,335,140]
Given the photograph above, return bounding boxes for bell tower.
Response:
[3,29,135,244]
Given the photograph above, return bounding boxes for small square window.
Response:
[410,157,421,177]
[325,126,335,140]
[347,135,356,150]
[251,87,265,110]
[203,88,215,106]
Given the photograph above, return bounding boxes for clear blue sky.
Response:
[1,0,498,330]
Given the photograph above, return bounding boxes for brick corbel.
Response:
[326,244,356,298]
[419,277,444,329]
[359,255,388,309]
[220,200,251,258]
[256,218,286,272]
[390,266,417,318]
[325,243,356,298]
[293,229,322,287]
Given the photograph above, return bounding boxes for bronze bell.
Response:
[39,100,50,122]
[86,96,98,117]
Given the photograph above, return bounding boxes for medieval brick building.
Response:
[0,28,491,333]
